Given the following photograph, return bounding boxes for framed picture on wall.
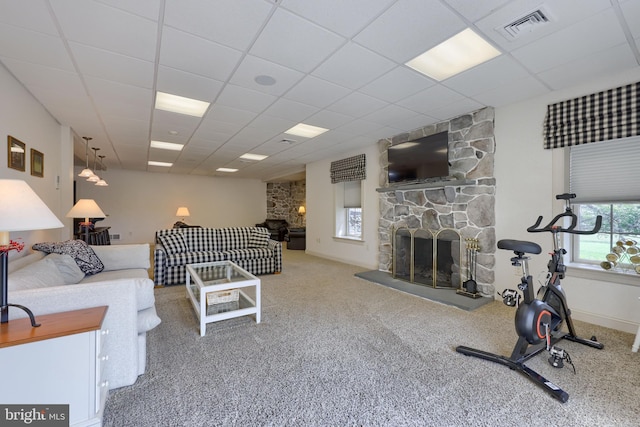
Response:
[31,149,44,177]
[7,136,26,171]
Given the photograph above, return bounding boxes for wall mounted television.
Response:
[387,131,449,184]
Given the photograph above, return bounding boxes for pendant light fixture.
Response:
[87,147,100,183]
[78,136,94,177]
[95,155,108,186]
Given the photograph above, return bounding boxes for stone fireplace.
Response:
[377,107,496,297]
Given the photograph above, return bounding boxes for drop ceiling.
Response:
[0,0,638,181]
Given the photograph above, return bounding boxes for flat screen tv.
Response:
[387,131,449,184]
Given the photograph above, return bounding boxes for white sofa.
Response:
[7,243,160,390]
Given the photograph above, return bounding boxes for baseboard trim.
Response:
[304,250,377,270]
[571,308,639,334]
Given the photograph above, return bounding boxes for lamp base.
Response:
[0,251,40,327]
[1,304,41,327]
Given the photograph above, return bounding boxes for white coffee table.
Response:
[185,261,261,336]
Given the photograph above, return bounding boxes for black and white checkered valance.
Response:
[330,153,366,184]
[543,81,640,149]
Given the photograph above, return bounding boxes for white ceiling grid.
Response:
[0,0,637,181]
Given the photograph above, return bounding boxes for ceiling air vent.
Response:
[500,7,551,40]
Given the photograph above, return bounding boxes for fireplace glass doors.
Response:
[392,227,462,289]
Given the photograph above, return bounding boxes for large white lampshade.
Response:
[0,179,63,245]
[0,179,63,326]
[65,199,106,223]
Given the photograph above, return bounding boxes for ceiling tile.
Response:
[97,0,162,21]
[262,98,319,123]
[620,0,640,39]
[396,85,465,115]
[442,0,512,22]
[475,0,614,51]
[84,76,152,121]
[359,66,435,103]
[311,42,397,90]
[0,0,59,35]
[51,0,158,61]
[156,66,224,102]
[303,110,353,130]
[160,27,243,82]
[280,0,396,38]
[216,84,277,113]
[471,76,549,108]
[354,0,466,63]
[230,55,304,96]
[536,43,639,91]
[164,0,272,51]
[284,75,351,108]
[247,114,297,136]
[0,25,74,71]
[511,10,627,74]
[327,92,387,118]
[70,42,154,88]
[249,8,345,73]
[442,56,530,97]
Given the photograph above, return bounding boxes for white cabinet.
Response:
[0,307,108,427]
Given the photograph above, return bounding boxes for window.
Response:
[346,208,362,237]
[573,203,640,267]
[569,136,640,271]
[335,180,363,239]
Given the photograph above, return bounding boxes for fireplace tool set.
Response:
[458,238,482,299]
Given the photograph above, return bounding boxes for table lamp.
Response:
[66,199,106,243]
[176,207,190,222]
[0,179,64,326]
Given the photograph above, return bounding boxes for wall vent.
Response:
[500,7,551,40]
[110,234,120,240]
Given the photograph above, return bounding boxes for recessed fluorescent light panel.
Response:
[148,161,173,167]
[216,168,238,173]
[239,153,268,161]
[150,140,184,151]
[284,123,329,138]
[155,92,210,117]
[405,28,501,81]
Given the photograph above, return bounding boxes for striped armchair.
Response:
[153,227,282,286]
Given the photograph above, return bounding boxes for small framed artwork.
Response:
[31,149,44,177]
[7,136,26,171]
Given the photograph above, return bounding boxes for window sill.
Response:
[333,235,364,244]
[566,262,640,287]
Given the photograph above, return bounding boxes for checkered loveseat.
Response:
[153,227,282,286]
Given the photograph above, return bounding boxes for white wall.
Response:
[306,144,380,269]
[494,68,640,333]
[0,63,73,257]
[75,169,267,244]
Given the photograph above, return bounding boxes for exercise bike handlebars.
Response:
[526,193,602,235]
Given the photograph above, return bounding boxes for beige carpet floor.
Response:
[103,249,640,426]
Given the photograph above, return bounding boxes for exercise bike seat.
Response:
[497,239,542,255]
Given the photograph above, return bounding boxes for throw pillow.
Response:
[249,228,270,248]
[32,240,104,275]
[47,253,86,284]
[158,233,188,255]
[7,257,66,290]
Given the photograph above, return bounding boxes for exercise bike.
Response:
[456,193,604,403]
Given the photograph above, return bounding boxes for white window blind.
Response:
[570,136,640,203]
[344,180,361,208]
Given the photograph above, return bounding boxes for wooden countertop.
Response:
[0,306,108,348]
